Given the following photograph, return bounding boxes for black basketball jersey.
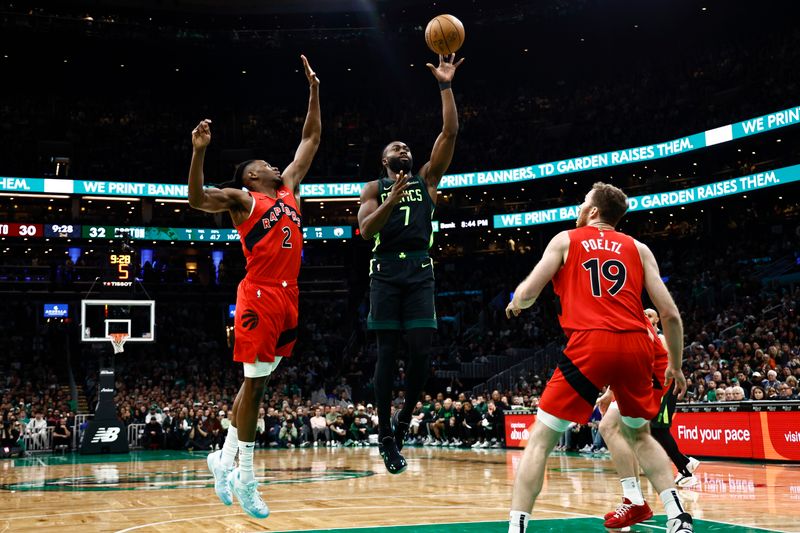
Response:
[371,174,435,254]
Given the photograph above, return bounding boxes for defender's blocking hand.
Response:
[301,55,320,87]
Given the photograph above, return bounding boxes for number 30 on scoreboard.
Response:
[110,254,132,280]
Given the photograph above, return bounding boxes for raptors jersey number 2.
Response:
[236,186,302,283]
[232,186,302,364]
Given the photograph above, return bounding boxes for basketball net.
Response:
[108,333,129,354]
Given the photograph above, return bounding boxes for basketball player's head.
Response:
[226,160,282,191]
[381,141,413,176]
[576,182,628,228]
[644,308,659,328]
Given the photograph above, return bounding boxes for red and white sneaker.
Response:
[603,498,654,529]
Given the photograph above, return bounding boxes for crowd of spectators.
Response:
[118,389,512,451]
[2,190,799,457]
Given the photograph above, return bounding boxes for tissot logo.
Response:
[91,427,121,443]
[100,370,114,375]
[242,310,259,330]
[100,388,113,393]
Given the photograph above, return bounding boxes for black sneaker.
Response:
[394,421,410,452]
[379,436,407,475]
[666,512,693,533]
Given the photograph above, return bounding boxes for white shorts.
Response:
[243,356,283,378]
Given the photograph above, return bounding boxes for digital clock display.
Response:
[45,224,81,238]
[110,253,133,280]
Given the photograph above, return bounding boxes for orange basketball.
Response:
[425,14,465,56]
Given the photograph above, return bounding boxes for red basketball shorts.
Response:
[233,277,299,364]
[652,346,670,402]
[539,330,659,423]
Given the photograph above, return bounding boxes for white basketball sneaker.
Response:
[232,468,270,519]
[206,450,234,506]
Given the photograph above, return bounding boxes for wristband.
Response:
[438,81,452,91]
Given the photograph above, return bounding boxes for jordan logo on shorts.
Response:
[242,309,259,330]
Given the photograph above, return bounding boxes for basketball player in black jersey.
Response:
[358,53,464,473]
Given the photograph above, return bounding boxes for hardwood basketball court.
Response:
[0,447,796,532]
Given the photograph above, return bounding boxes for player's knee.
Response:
[243,377,267,403]
[598,413,616,439]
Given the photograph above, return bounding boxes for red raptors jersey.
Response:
[235,186,302,283]
[552,225,648,336]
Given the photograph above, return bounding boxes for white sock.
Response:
[621,477,644,505]
[220,426,238,469]
[659,488,685,519]
[238,440,256,484]
[508,511,530,533]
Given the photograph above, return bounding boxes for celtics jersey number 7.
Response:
[372,174,435,254]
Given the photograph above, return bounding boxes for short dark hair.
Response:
[590,182,628,226]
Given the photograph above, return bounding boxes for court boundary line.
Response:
[244,514,794,533]
[0,492,508,521]
[4,491,787,533]
[242,509,648,533]
[4,489,791,532]
[112,505,519,533]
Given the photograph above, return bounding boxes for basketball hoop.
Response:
[108,333,129,354]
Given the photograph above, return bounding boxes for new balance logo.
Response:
[242,310,259,330]
[91,427,120,443]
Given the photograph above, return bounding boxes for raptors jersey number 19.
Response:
[552,225,648,336]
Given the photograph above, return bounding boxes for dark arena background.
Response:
[1,0,799,531]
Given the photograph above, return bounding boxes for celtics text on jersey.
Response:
[371,174,435,254]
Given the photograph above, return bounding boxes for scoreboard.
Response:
[80,225,353,241]
[45,224,81,238]
[82,226,241,241]
[0,223,43,237]
[2,222,354,242]
[109,253,133,280]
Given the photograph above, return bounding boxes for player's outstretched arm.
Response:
[506,231,569,318]
[357,174,411,240]
[187,119,249,214]
[420,53,464,190]
[637,240,687,396]
[282,55,321,194]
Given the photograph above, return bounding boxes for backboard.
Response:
[81,300,155,343]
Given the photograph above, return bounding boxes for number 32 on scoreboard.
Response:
[110,254,132,280]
